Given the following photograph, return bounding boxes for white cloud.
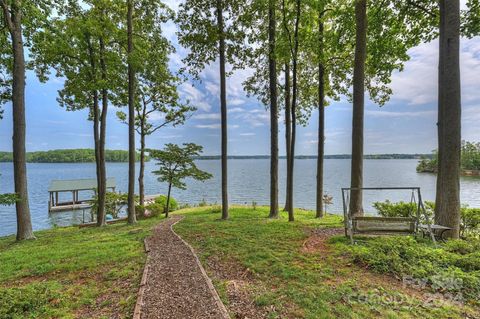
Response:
[391,37,480,106]
[179,83,211,111]
[365,109,437,118]
[195,124,239,129]
[230,107,245,113]
[195,124,221,129]
[230,98,245,106]
[239,132,255,136]
[192,113,221,120]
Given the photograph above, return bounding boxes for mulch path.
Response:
[137,215,229,319]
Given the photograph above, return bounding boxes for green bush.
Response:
[373,200,417,218]
[461,207,480,238]
[154,195,178,211]
[342,236,480,301]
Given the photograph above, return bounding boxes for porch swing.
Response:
[341,187,451,244]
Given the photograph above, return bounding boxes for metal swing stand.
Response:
[342,187,450,245]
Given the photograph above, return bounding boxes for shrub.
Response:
[342,236,480,301]
[373,200,417,218]
[461,207,480,238]
[145,203,164,217]
[154,195,178,211]
[373,200,434,223]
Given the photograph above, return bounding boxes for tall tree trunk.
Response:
[349,0,367,217]
[288,0,301,222]
[92,91,101,222]
[86,36,103,225]
[6,6,34,240]
[217,0,228,220]
[287,0,301,222]
[268,0,279,218]
[138,121,146,209]
[165,182,172,218]
[127,0,137,224]
[284,63,291,212]
[435,0,461,238]
[97,37,108,227]
[316,15,325,219]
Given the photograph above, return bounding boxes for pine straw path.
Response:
[135,215,230,319]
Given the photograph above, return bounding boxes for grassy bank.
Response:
[0,216,163,318]
[1,206,478,318]
[174,207,479,319]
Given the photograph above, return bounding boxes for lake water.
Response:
[1,159,479,237]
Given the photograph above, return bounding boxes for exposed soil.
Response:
[139,216,228,319]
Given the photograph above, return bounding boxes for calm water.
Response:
[1,159,479,237]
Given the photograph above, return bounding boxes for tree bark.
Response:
[268,0,279,218]
[217,0,229,220]
[316,16,325,219]
[138,121,146,209]
[165,182,172,218]
[286,0,301,222]
[86,35,104,226]
[5,2,35,240]
[349,0,367,217]
[127,0,137,224]
[97,37,108,227]
[284,63,291,212]
[435,0,461,238]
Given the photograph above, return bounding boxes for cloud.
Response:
[230,107,245,113]
[179,83,211,111]
[192,113,221,120]
[230,98,245,106]
[390,37,480,106]
[239,132,255,136]
[365,109,437,118]
[233,109,270,127]
[195,124,239,129]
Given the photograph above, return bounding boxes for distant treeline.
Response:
[417,141,480,174]
[0,149,148,163]
[194,154,434,160]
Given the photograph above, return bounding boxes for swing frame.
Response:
[341,187,437,244]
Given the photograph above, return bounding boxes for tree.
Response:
[149,143,212,218]
[346,0,437,216]
[126,0,136,224]
[281,0,301,222]
[0,0,54,240]
[177,0,245,220]
[117,0,193,210]
[32,0,124,227]
[435,0,461,238]
[268,0,279,218]
[349,0,367,217]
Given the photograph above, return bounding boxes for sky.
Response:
[0,2,479,156]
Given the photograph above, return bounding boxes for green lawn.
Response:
[174,207,480,319]
[0,216,164,319]
[1,206,478,318]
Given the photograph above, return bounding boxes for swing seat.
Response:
[352,216,417,235]
[341,187,441,244]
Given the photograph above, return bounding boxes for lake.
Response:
[1,159,479,237]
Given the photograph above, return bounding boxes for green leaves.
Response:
[176,0,248,79]
[148,143,213,191]
[0,193,18,206]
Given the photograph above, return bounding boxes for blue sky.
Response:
[0,2,479,156]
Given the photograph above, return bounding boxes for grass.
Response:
[0,216,164,318]
[174,206,480,319]
[1,206,478,318]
